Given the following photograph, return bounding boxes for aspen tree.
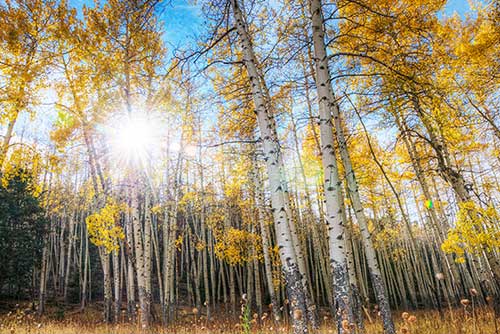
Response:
[308,0,353,331]
[251,156,280,321]
[0,0,56,169]
[229,0,309,332]
[5,0,500,329]
[307,0,395,332]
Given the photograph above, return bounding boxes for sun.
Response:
[115,116,155,156]
[105,111,163,171]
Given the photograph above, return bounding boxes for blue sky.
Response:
[67,0,472,49]
[68,0,203,52]
[6,0,474,147]
[444,0,470,15]
[160,1,203,51]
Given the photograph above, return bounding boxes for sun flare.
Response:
[106,112,163,170]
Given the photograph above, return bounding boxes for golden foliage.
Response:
[442,201,500,263]
[1,146,43,197]
[85,199,125,253]
[214,227,262,265]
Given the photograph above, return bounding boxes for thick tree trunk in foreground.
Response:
[307,1,395,333]
[308,0,353,332]
[335,104,395,334]
[230,1,308,332]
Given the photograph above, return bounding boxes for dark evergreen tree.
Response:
[0,171,47,299]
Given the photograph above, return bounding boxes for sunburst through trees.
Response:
[0,0,499,333]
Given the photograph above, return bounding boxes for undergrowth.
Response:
[0,303,498,334]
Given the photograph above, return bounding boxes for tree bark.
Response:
[308,0,353,331]
[230,1,308,332]
[131,181,149,328]
[306,1,396,332]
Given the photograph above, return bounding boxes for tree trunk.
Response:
[308,0,353,331]
[0,111,19,170]
[305,1,396,331]
[113,249,121,322]
[131,181,149,328]
[38,237,49,316]
[230,1,308,332]
[100,250,113,323]
[143,190,153,323]
[252,161,280,321]
[125,210,136,320]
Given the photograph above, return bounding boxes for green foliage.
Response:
[0,170,47,298]
[240,300,251,334]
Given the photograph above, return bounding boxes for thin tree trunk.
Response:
[252,160,280,321]
[100,250,113,323]
[143,190,153,323]
[113,249,121,322]
[131,181,149,328]
[81,222,89,310]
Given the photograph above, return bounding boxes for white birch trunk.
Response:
[99,249,113,323]
[308,1,353,331]
[144,190,152,322]
[112,249,121,322]
[307,1,395,332]
[125,210,136,320]
[230,1,308,332]
[131,182,149,328]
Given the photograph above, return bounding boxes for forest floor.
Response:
[0,302,498,334]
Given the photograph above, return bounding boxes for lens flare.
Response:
[106,112,163,171]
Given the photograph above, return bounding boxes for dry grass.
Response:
[0,304,498,334]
